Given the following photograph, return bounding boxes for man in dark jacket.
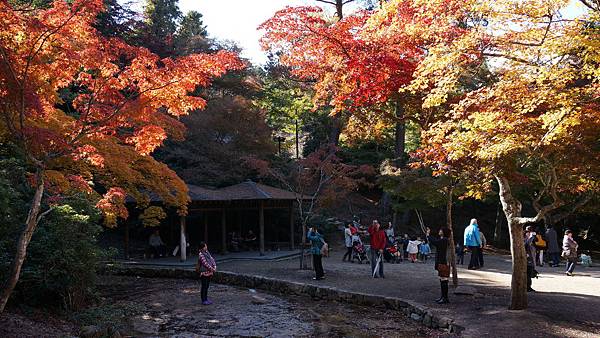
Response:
[525,226,537,292]
[368,220,386,278]
[545,226,560,267]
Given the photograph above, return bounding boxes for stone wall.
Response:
[100,265,464,334]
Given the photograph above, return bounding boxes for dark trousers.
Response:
[343,246,353,261]
[200,275,211,302]
[527,265,534,290]
[313,254,324,278]
[370,249,384,277]
[468,246,480,269]
[549,252,560,266]
[457,253,464,265]
[566,257,576,273]
[150,245,166,258]
[478,247,484,267]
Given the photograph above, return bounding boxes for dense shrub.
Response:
[0,152,113,311]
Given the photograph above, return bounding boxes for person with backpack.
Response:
[307,226,327,280]
[464,219,482,270]
[562,229,578,276]
[524,226,537,292]
[196,242,217,305]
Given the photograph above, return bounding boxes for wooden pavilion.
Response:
[127,180,310,261]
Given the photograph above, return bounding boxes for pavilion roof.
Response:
[188,180,310,202]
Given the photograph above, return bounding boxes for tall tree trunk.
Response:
[446,184,458,287]
[0,170,45,314]
[329,114,342,146]
[496,176,528,310]
[335,0,343,19]
[394,98,406,160]
[494,202,503,243]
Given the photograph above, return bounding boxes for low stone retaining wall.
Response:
[100,264,464,334]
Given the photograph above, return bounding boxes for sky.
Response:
[178,0,361,64]
[132,0,587,65]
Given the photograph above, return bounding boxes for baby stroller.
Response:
[352,239,369,264]
[384,243,402,264]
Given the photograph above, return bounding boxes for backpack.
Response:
[535,234,547,249]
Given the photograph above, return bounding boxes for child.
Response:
[407,237,422,263]
[419,239,431,263]
[456,243,465,265]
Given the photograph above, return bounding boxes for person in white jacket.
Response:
[407,237,422,263]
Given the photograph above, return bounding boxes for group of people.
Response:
[193,218,585,307]
[342,221,432,265]
[525,226,580,292]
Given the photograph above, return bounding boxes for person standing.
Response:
[342,224,353,262]
[478,230,487,268]
[562,229,578,276]
[148,230,166,258]
[307,227,326,280]
[426,227,451,304]
[524,226,537,292]
[385,222,395,245]
[545,225,560,267]
[196,242,217,305]
[464,219,482,270]
[535,226,547,266]
[368,220,386,278]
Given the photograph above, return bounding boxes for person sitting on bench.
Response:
[242,230,257,250]
[148,230,166,258]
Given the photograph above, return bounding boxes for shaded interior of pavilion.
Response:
[108,180,309,261]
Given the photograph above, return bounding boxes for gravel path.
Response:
[219,250,600,338]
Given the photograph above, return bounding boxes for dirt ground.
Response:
[1,275,452,338]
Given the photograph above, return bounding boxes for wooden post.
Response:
[289,202,295,250]
[221,209,227,254]
[124,222,130,259]
[203,214,208,241]
[180,216,187,262]
[259,201,265,256]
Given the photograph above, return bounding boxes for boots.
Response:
[437,280,450,304]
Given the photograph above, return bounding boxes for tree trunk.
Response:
[394,98,406,161]
[335,0,343,19]
[299,221,308,269]
[494,202,503,243]
[0,171,45,314]
[446,185,458,287]
[329,114,342,146]
[496,176,528,310]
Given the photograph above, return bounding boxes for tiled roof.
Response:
[188,181,310,201]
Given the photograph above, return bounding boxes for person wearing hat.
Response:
[524,226,537,292]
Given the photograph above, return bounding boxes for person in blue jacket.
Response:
[464,218,482,270]
[307,226,326,280]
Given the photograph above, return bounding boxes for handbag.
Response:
[437,263,450,278]
[320,240,329,257]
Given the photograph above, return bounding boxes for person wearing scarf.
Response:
[197,241,217,305]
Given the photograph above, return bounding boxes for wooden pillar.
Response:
[221,209,227,254]
[124,222,130,259]
[289,202,295,250]
[259,201,265,256]
[203,213,208,241]
[180,216,187,262]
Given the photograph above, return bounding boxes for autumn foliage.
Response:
[0,0,243,221]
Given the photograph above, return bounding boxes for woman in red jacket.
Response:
[368,220,387,278]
